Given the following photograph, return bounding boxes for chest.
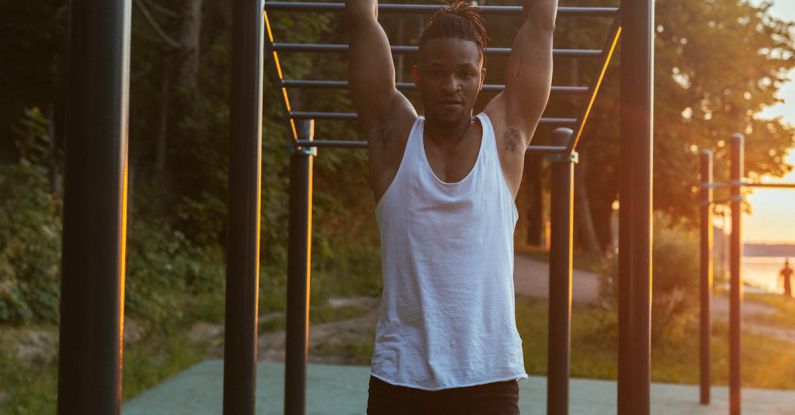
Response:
[423,128,484,184]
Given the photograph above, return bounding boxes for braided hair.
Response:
[418,1,490,61]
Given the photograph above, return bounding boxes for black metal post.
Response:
[285,121,315,415]
[729,133,744,415]
[223,0,264,413]
[57,1,131,413]
[547,128,576,415]
[699,150,714,405]
[618,0,654,413]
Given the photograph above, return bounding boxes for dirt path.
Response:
[257,297,380,365]
[513,255,600,304]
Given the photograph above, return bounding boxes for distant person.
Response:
[780,259,793,298]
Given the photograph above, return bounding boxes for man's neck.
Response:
[424,114,476,149]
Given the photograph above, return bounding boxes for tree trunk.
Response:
[177,0,202,92]
[574,151,601,254]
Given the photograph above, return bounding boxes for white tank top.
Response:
[370,113,528,390]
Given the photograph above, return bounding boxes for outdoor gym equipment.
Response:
[699,135,795,415]
[264,3,615,415]
[56,1,654,415]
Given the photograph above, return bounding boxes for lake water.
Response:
[742,256,792,292]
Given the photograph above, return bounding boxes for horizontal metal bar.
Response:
[296,140,367,149]
[741,181,795,189]
[281,79,589,94]
[264,2,619,17]
[296,140,568,154]
[700,182,729,189]
[272,43,603,57]
[703,181,795,189]
[289,111,577,125]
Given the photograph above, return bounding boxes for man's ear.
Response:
[479,66,487,91]
[411,65,420,87]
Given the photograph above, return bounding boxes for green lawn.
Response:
[515,296,795,389]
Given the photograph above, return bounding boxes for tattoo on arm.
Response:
[504,128,521,152]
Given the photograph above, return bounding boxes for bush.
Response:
[0,164,62,324]
[598,212,700,343]
[125,216,225,323]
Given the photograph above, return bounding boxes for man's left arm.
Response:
[504,0,557,138]
[484,0,557,195]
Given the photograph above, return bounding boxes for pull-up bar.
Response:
[264,2,620,17]
[289,111,577,124]
[700,181,795,190]
[281,79,591,94]
[737,181,795,189]
[272,42,603,57]
[295,139,569,154]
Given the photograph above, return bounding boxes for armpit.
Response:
[370,126,394,151]
[503,128,522,152]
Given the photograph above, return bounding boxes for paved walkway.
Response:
[123,360,795,414]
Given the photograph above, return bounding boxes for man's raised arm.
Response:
[346,0,415,136]
[487,0,557,142]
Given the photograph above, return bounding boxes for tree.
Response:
[576,0,795,249]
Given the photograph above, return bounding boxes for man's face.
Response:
[412,37,486,126]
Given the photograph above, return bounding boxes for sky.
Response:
[743,0,795,243]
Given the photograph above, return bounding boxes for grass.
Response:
[744,292,795,327]
[0,342,58,415]
[515,295,795,389]
[0,291,224,415]
[122,331,209,400]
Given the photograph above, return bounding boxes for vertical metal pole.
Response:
[699,150,714,405]
[57,0,131,413]
[285,121,315,415]
[547,128,576,415]
[729,133,744,415]
[618,0,654,413]
[223,0,264,413]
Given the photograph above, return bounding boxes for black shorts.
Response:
[366,375,520,415]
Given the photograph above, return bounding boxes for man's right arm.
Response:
[346,0,415,201]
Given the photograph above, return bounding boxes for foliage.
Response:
[582,0,795,234]
[0,0,68,162]
[598,212,700,343]
[0,119,62,323]
[125,215,225,323]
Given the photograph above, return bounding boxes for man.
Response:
[780,259,793,299]
[346,0,557,413]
